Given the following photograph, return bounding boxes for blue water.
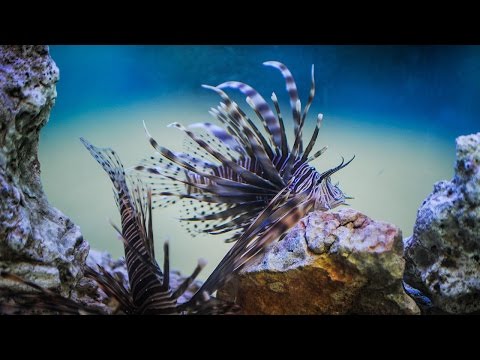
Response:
[50,45,480,137]
[39,45,480,278]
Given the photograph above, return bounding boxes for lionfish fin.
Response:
[302,113,323,162]
[79,137,128,194]
[271,91,289,155]
[171,258,206,300]
[108,217,163,278]
[84,265,134,313]
[307,145,328,163]
[301,64,316,128]
[190,193,314,301]
[217,81,285,155]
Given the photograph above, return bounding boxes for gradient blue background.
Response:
[50,45,480,137]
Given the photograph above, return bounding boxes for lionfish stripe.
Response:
[271,92,289,155]
[307,145,328,163]
[203,85,253,145]
[171,259,206,299]
[111,199,166,312]
[168,122,280,189]
[188,122,245,156]
[162,241,170,291]
[300,65,316,128]
[204,85,277,164]
[263,61,301,147]
[246,118,275,159]
[230,186,291,242]
[204,86,283,184]
[139,129,272,193]
[245,96,277,152]
[238,198,314,266]
[241,192,307,245]
[182,201,264,222]
[190,196,314,300]
[291,99,304,157]
[109,218,162,278]
[80,138,169,313]
[208,107,245,145]
[302,113,323,162]
[217,81,284,153]
[84,265,134,312]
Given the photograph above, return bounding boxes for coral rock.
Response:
[404,133,480,314]
[0,46,88,297]
[218,208,419,315]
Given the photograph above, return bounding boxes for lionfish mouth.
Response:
[133,60,355,299]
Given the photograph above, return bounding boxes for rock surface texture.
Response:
[404,133,480,314]
[0,46,88,297]
[218,208,420,315]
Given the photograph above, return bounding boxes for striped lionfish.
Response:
[134,61,354,302]
[0,139,237,315]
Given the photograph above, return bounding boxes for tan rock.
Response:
[218,208,419,315]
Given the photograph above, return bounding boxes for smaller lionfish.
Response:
[134,61,354,302]
[0,139,237,315]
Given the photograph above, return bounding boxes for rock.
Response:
[218,208,420,315]
[404,133,480,314]
[0,46,88,297]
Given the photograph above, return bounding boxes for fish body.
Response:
[134,61,354,301]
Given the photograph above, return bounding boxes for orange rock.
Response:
[218,208,419,315]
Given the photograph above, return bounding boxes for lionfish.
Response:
[134,61,354,303]
[0,139,237,315]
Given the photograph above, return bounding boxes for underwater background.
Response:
[39,45,480,279]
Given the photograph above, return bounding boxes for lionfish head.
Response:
[314,155,355,211]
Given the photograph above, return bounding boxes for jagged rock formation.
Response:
[404,133,480,314]
[218,208,420,315]
[0,45,88,297]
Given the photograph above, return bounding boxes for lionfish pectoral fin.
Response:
[233,186,291,242]
[190,194,315,302]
